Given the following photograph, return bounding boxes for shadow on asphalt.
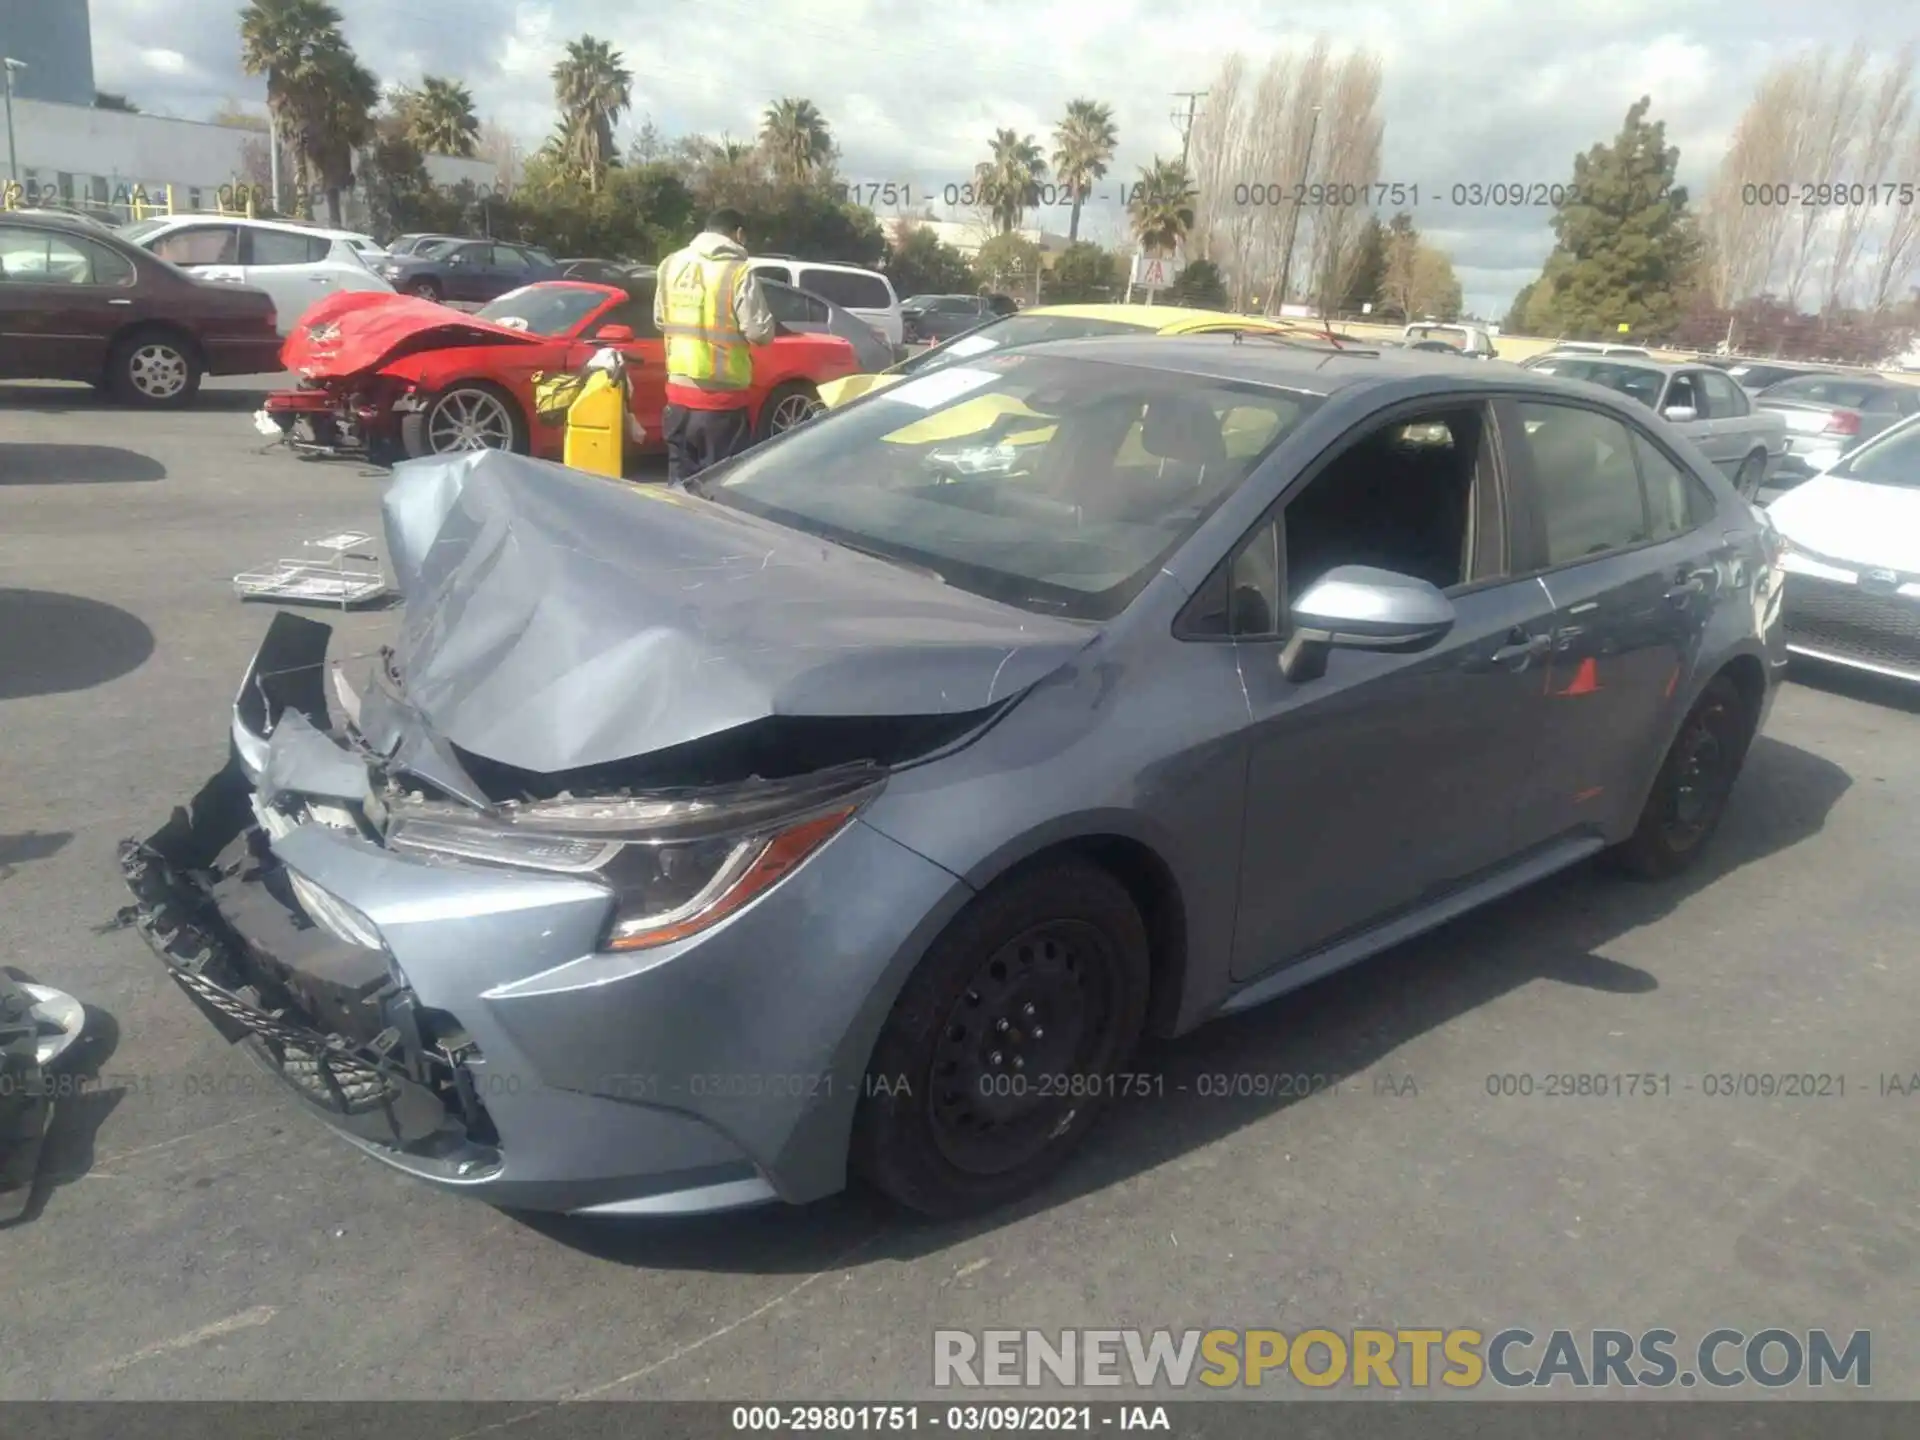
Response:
[0,443,166,485]
[0,982,124,1229]
[0,590,155,700]
[0,831,72,883]
[0,383,275,415]
[518,731,1852,1273]
[1783,659,1920,715]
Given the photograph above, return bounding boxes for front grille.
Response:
[1782,575,1920,674]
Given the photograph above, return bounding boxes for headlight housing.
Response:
[384,765,883,951]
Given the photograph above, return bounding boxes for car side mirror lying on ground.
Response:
[1280,565,1457,683]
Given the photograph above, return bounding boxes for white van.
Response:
[748,257,902,349]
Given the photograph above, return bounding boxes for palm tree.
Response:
[760,98,832,184]
[551,35,632,191]
[306,46,379,225]
[1051,98,1117,244]
[974,128,1047,235]
[1128,155,1196,257]
[407,75,478,158]
[239,0,347,213]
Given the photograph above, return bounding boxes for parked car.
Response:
[1751,372,1920,487]
[1544,341,1652,358]
[1719,358,1832,394]
[386,233,468,258]
[1765,411,1920,683]
[818,302,1299,409]
[261,277,861,460]
[761,278,898,374]
[125,216,394,336]
[373,240,559,303]
[121,338,1785,1220]
[1520,354,1786,495]
[0,209,281,404]
[745,257,903,348]
[901,293,1019,345]
[1402,322,1498,358]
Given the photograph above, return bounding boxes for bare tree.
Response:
[1303,51,1384,317]
[476,120,521,191]
[1823,45,1915,313]
[1701,67,1806,305]
[1259,38,1332,313]
[1185,53,1247,268]
[1381,230,1457,321]
[1780,43,1869,309]
[1872,113,1920,310]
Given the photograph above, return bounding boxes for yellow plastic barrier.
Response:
[563,370,626,477]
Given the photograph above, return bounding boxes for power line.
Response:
[1170,90,1206,171]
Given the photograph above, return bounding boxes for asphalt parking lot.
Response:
[2,380,1918,1402]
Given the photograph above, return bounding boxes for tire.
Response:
[107,328,201,407]
[400,382,529,458]
[851,857,1150,1219]
[1733,450,1766,499]
[1605,674,1754,880]
[407,279,443,301]
[756,381,824,442]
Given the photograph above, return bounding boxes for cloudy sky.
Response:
[91,0,1896,315]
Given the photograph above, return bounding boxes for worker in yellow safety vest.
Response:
[652,207,777,482]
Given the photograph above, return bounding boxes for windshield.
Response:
[696,352,1317,620]
[117,218,168,243]
[475,285,607,335]
[1831,416,1920,486]
[1761,375,1896,408]
[1537,359,1665,408]
[895,314,1151,378]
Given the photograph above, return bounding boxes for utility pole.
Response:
[3,59,26,188]
[1170,91,1206,171]
[1273,104,1322,318]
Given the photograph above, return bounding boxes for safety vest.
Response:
[658,249,753,390]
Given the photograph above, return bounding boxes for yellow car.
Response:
[816,303,1299,411]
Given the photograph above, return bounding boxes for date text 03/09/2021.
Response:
[830,180,1601,210]
[729,1404,1169,1432]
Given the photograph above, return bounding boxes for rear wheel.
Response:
[407,278,443,302]
[1733,450,1766,498]
[851,858,1150,1219]
[401,382,528,457]
[1606,674,1753,880]
[107,328,201,407]
[756,381,823,442]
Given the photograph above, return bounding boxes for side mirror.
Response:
[446,254,466,267]
[1280,565,1456,683]
[596,324,634,342]
[1663,405,1697,423]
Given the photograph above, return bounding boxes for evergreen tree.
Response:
[1342,215,1389,312]
[1529,97,1703,340]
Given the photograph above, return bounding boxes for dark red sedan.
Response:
[0,210,283,405]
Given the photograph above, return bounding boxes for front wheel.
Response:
[401,382,529,457]
[756,381,823,442]
[851,858,1150,1219]
[108,329,202,407]
[407,279,443,302]
[1733,450,1766,499]
[1605,674,1754,880]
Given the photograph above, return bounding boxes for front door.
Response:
[1228,401,1559,979]
[0,225,136,381]
[1501,398,1725,846]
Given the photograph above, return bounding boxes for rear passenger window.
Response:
[1634,434,1713,540]
[1515,402,1651,564]
[247,229,320,266]
[799,268,894,310]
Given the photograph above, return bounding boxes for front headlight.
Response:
[384,767,882,951]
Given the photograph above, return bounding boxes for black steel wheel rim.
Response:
[926,920,1118,1176]
[1664,701,1734,848]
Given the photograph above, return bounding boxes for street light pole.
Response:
[3,59,26,188]
[1273,104,1321,318]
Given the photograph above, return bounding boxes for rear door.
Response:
[1501,397,1726,848]
[796,265,900,346]
[239,227,334,334]
[0,224,139,380]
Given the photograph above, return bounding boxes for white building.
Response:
[6,95,497,228]
[881,216,1074,260]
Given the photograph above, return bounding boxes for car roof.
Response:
[140,214,365,242]
[751,256,890,280]
[1537,353,1702,376]
[1021,302,1290,333]
[1006,332,1623,401]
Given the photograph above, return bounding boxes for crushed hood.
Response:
[377,450,1098,774]
[283,290,551,380]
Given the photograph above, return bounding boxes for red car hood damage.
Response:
[283,291,559,380]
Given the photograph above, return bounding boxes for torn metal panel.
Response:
[254,710,372,808]
[377,449,1098,774]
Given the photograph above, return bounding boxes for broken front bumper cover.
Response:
[113,613,974,1215]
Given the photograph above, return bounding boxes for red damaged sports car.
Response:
[261,279,862,462]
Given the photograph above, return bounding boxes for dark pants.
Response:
[662,403,753,483]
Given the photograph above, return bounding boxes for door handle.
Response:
[1666,567,1715,602]
[1490,632,1551,666]
[109,298,132,306]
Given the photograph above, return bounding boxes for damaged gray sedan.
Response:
[120,338,1782,1219]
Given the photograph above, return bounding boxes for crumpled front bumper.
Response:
[116,614,972,1214]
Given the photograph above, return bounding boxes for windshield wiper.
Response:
[824,536,948,584]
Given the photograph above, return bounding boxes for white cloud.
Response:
[86,0,1897,313]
